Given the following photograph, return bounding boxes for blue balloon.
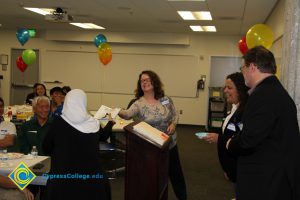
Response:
[94,34,107,47]
[16,28,30,46]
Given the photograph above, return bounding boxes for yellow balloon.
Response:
[246,24,274,49]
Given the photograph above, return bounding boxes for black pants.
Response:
[169,145,187,200]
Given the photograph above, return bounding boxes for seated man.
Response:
[0,175,34,200]
[0,97,17,150]
[18,96,53,155]
[18,96,52,199]
[49,87,64,117]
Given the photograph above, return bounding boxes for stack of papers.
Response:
[133,122,169,147]
[94,105,121,119]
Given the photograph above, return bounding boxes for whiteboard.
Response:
[43,51,199,97]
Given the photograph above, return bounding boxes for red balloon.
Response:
[238,36,248,55]
[16,56,28,72]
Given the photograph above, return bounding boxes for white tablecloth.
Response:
[0,155,50,185]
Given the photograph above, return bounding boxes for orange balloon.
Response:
[98,43,112,65]
[100,53,112,65]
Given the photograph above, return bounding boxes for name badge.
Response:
[227,123,236,131]
[0,130,7,135]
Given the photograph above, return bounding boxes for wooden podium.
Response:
[124,121,170,200]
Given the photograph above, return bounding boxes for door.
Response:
[10,49,39,105]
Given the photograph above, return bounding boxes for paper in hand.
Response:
[94,105,121,119]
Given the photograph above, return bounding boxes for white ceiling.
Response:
[0,0,279,35]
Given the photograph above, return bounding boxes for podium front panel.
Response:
[125,126,169,200]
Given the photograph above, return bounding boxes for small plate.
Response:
[195,132,208,139]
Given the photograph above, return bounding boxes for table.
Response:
[100,116,133,132]
[0,155,50,185]
[4,105,33,122]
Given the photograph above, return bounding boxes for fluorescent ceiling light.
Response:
[24,7,54,15]
[193,11,212,20]
[70,23,105,29]
[178,11,194,20]
[203,26,216,32]
[190,25,216,32]
[178,11,212,20]
[190,26,203,31]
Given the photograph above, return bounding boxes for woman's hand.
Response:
[22,188,34,200]
[167,123,176,135]
[203,133,218,144]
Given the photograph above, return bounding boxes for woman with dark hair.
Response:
[119,70,187,200]
[25,83,47,104]
[203,72,249,186]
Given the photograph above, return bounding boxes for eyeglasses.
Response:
[140,78,151,83]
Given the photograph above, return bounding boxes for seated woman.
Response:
[43,89,114,200]
[25,83,47,104]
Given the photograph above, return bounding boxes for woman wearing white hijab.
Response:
[43,89,114,200]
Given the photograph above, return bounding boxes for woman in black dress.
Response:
[43,89,113,200]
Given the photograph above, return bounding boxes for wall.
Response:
[0,0,285,125]
[0,30,242,125]
[267,0,285,79]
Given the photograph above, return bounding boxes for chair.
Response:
[99,142,125,179]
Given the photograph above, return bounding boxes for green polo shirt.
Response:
[18,117,53,156]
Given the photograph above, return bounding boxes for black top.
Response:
[25,92,36,104]
[217,110,242,182]
[229,76,300,200]
[42,117,113,200]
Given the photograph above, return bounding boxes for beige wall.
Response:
[0,0,285,125]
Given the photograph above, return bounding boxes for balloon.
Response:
[100,52,112,65]
[246,24,273,49]
[16,28,30,46]
[98,43,112,65]
[94,34,107,47]
[16,56,28,72]
[238,36,248,55]
[22,49,36,65]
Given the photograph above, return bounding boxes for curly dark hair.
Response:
[135,70,165,100]
[226,72,249,115]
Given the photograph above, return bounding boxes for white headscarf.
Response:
[61,89,100,133]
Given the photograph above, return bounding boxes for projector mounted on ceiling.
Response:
[45,7,73,22]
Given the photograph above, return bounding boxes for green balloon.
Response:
[22,49,36,65]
